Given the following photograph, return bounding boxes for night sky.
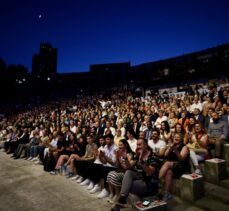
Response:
[1,0,229,73]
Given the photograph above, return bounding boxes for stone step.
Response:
[194,196,229,211]
[167,196,204,211]
[180,174,205,202]
[220,178,229,189]
[204,158,227,185]
[204,182,229,204]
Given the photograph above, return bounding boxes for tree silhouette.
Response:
[0,58,7,75]
[7,64,29,79]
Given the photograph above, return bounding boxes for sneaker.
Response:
[90,184,101,194]
[65,172,73,178]
[194,168,202,175]
[76,176,84,183]
[97,188,109,199]
[80,178,90,186]
[32,157,39,161]
[35,160,42,165]
[87,181,95,190]
[27,157,33,161]
[162,192,173,201]
[30,157,35,161]
[71,175,80,181]
[50,171,57,175]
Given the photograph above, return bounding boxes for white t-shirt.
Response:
[154,116,168,129]
[147,139,166,153]
[102,144,118,167]
[70,125,77,134]
[190,102,203,113]
[94,145,105,165]
[127,138,137,153]
[50,138,58,148]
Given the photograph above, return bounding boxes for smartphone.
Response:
[142,200,151,207]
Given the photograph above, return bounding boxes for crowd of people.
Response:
[0,80,229,211]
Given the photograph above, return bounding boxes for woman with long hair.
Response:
[107,139,135,203]
[160,121,172,144]
[159,133,190,201]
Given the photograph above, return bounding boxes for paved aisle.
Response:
[0,151,112,211]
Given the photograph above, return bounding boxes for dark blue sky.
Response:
[1,0,229,73]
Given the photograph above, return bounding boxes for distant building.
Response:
[32,43,57,79]
[55,44,229,91]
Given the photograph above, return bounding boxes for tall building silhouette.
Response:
[32,43,57,78]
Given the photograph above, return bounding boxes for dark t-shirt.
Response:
[132,152,162,186]
[166,143,190,178]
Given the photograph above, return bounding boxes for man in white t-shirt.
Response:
[147,129,166,158]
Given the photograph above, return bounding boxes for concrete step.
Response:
[204,158,227,185]
[167,196,204,211]
[204,182,229,204]
[194,196,229,211]
[220,178,229,189]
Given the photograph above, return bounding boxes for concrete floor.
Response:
[0,151,114,211]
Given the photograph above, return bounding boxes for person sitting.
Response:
[96,134,118,199]
[81,136,106,194]
[81,134,117,199]
[208,112,228,158]
[148,129,166,158]
[178,111,189,130]
[51,132,78,174]
[126,129,137,153]
[114,129,125,146]
[159,133,190,201]
[160,121,172,144]
[111,138,160,211]
[186,122,209,174]
[72,135,97,183]
[107,139,135,203]
[64,136,86,178]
